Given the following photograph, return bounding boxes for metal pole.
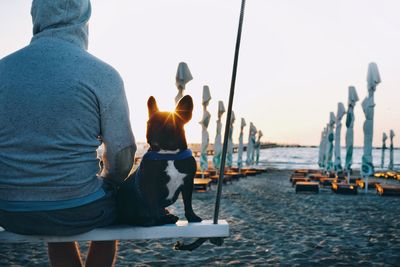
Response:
[214,0,246,224]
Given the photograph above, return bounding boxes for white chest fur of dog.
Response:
[164,160,186,200]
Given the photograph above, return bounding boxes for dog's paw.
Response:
[165,213,179,224]
[157,214,179,225]
[185,213,202,223]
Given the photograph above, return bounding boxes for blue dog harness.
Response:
[141,149,193,161]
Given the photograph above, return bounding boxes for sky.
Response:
[1,0,400,147]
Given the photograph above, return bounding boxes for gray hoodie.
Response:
[0,0,136,204]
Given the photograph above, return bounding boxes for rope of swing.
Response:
[214,0,246,225]
[174,0,247,251]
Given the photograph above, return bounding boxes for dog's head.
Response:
[146,95,193,151]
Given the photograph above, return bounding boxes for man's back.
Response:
[0,0,134,203]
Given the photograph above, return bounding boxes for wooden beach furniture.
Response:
[319,177,337,187]
[234,167,265,177]
[252,167,267,173]
[373,171,398,180]
[208,169,218,176]
[331,182,358,195]
[356,179,378,189]
[295,182,319,193]
[308,174,328,182]
[242,169,258,176]
[0,220,229,243]
[348,177,361,184]
[336,173,347,182]
[293,169,308,175]
[374,172,386,179]
[227,167,247,177]
[195,171,210,178]
[291,177,310,186]
[375,184,400,196]
[291,172,307,178]
[294,169,321,175]
[290,174,306,181]
[309,170,324,175]
[230,167,240,172]
[385,171,398,179]
[209,174,232,184]
[225,171,243,180]
[193,178,212,192]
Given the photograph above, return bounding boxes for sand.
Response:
[1,169,400,266]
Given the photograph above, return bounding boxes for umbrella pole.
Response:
[214,0,246,224]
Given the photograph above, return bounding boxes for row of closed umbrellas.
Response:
[318,62,395,179]
[174,62,263,172]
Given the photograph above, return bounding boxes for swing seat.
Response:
[0,220,229,243]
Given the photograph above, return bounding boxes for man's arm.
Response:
[99,83,136,186]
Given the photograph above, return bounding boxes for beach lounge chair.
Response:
[295,182,319,193]
[375,184,400,196]
[356,179,378,189]
[193,178,212,191]
[319,177,337,187]
[331,182,358,195]
[291,177,310,186]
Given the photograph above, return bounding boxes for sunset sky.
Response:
[1,0,400,146]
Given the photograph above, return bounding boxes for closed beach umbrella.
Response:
[318,127,327,168]
[334,102,346,173]
[246,122,257,166]
[199,86,212,173]
[389,130,395,170]
[345,86,359,174]
[381,132,388,169]
[237,118,246,170]
[175,62,193,104]
[361,63,381,189]
[212,101,226,170]
[318,130,323,168]
[226,111,236,168]
[325,112,336,172]
[255,130,263,165]
[323,123,330,170]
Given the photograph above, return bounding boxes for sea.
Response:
[134,143,400,171]
[236,147,400,171]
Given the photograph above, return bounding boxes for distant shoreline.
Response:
[135,142,400,151]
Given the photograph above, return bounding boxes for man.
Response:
[0,1,136,266]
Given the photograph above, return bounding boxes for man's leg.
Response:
[85,240,118,267]
[48,242,83,267]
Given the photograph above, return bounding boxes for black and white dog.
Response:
[117,95,202,226]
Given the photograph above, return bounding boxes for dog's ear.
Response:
[175,95,193,123]
[147,96,159,117]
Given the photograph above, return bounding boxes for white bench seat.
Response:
[0,220,229,243]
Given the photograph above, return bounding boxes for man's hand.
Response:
[100,144,136,186]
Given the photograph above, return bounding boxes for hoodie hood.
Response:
[30,0,91,50]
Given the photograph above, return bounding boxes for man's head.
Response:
[31,0,91,49]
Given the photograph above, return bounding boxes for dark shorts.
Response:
[0,183,117,236]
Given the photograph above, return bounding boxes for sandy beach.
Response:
[1,169,400,266]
